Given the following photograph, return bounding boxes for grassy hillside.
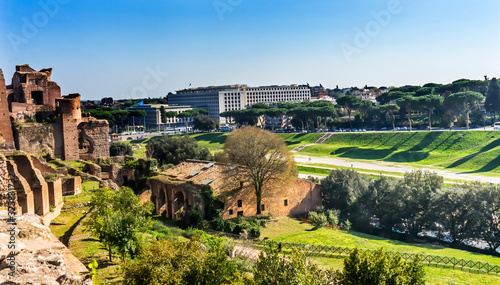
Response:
[190,132,323,150]
[299,131,500,173]
[189,131,500,174]
[261,218,500,285]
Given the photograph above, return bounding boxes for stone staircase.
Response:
[292,132,333,152]
[315,132,333,144]
[292,144,309,151]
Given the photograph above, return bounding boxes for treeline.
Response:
[220,78,500,131]
[220,101,339,131]
[320,169,500,253]
[85,105,216,133]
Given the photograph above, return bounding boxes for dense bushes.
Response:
[123,236,241,285]
[110,142,133,156]
[337,248,425,285]
[146,135,211,166]
[321,169,500,251]
[209,216,263,237]
[124,235,425,285]
[307,206,339,229]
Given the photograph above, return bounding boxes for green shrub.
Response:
[224,221,236,233]
[210,217,226,231]
[308,211,328,228]
[110,142,133,156]
[336,248,425,285]
[342,219,352,231]
[185,208,204,229]
[253,244,333,285]
[326,209,339,227]
[151,221,171,235]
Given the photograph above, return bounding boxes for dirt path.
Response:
[295,154,500,184]
[234,242,261,260]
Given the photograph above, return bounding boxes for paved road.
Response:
[295,154,500,184]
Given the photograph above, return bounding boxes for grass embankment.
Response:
[49,181,123,284]
[298,131,500,174]
[261,218,500,285]
[50,181,195,284]
[190,132,325,151]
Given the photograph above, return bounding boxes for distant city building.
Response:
[311,85,328,98]
[101,97,114,106]
[126,104,193,129]
[168,84,311,123]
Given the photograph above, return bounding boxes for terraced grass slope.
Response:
[299,131,500,173]
[190,132,323,151]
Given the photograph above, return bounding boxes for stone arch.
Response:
[173,191,185,219]
[78,126,97,160]
[157,188,167,217]
[78,137,93,154]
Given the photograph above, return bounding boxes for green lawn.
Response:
[260,218,500,285]
[189,132,324,151]
[297,131,500,174]
[189,131,500,174]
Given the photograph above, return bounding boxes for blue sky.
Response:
[1,0,499,100]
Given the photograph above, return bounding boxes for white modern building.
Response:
[168,84,311,123]
[126,104,193,129]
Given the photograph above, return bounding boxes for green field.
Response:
[261,218,500,285]
[300,131,500,174]
[190,131,500,174]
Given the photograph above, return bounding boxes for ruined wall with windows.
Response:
[0,65,109,161]
[145,160,322,220]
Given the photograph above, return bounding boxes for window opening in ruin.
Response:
[237,211,244,217]
[228,209,233,215]
[237,200,242,207]
[261,204,265,211]
[174,192,185,214]
[31,91,44,105]
[78,138,93,154]
[284,199,288,206]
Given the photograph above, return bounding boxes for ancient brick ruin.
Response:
[145,160,322,220]
[0,64,110,161]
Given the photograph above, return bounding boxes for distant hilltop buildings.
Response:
[168,84,311,123]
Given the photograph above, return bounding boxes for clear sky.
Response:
[1,0,499,100]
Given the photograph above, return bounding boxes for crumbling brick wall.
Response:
[0,69,14,150]
[13,123,57,156]
[78,117,110,160]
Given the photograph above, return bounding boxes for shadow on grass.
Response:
[60,212,88,247]
[192,133,228,145]
[447,138,500,169]
[386,151,430,163]
[337,147,395,160]
[409,132,442,152]
[466,155,500,174]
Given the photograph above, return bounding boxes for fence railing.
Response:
[253,240,500,275]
